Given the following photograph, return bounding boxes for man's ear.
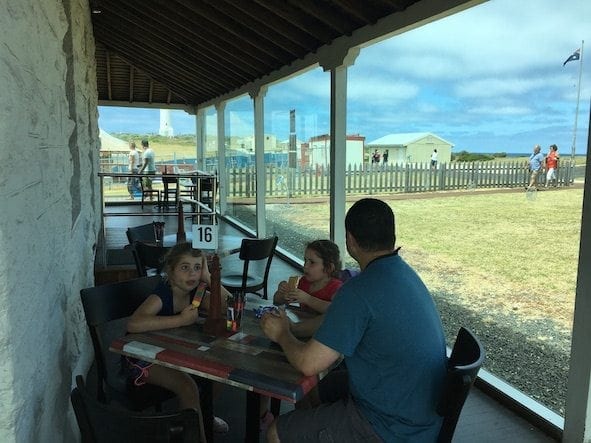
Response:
[346,231,358,252]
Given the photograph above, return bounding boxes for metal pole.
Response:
[571,40,584,161]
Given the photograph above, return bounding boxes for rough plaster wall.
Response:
[0,0,100,441]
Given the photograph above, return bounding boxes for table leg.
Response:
[246,391,261,442]
[200,379,214,442]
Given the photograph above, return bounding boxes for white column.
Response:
[320,47,359,258]
[563,119,591,442]
[195,107,205,171]
[215,102,227,215]
[249,85,268,238]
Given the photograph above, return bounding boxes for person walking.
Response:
[545,144,560,188]
[127,141,141,199]
[526,144,544,190]
[138,139,156,196]
[430,149,438,169]
[371,149,380,164]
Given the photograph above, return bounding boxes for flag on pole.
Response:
[563,49,580,66]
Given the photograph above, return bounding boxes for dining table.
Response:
[110,297,319,442]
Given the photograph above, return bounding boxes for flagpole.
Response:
[571,40,584,161]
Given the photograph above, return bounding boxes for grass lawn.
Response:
[272,187,583,334]
[392,188,582,333]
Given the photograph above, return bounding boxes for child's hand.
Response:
[277,281,290,295]
[179,305,200,325]
[285,289,310,305]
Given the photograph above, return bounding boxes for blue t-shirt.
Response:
[315,253,447,442]
[529,152,544,171]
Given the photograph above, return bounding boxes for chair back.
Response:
[132,241,171,277]
[71,375,203,443]
[437,327,485,443]
[80,276,162,404]
[239,236,278,298]
[126,222,158,244]
[221,236,278,299]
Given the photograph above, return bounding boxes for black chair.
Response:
[162,175,180,210]
[71,375,204,443]
[132,241,171,277]
[437,327,485,443]
[220,236,278,299]
[125,222,160,244]
[80,275,175,411]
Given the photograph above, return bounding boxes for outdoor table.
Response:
[110,298,319,442]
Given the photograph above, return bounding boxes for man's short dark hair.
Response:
[141,139,149,147]
[345,198,395,251]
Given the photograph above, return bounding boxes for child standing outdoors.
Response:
[126,242,231,436]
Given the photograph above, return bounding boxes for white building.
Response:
[367,132,453,164]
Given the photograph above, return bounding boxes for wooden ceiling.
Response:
[91,0,474,109]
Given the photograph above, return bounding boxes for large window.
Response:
[264,68,331,260]
[342,0,589,416]
[224,95,256,231]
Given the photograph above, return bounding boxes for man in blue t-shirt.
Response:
[526,144,545,190]
[261,198,447,442]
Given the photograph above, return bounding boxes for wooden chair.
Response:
[437,327,485,443]
[131,241,171,277]
[220,236,278,299]
[162,175,180,210]
[79,275,175,411]
[71,375,204,443]
[140,176,160,209]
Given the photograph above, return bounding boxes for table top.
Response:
[110,302,318,403]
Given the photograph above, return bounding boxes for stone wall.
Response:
[0,0,100,441]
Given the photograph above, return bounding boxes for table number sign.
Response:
[192,224,218,250]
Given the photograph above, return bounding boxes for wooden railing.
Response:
[227,161,576,198]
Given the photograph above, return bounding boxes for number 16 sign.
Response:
[192,224,219,250]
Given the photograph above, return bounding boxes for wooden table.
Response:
[110,299,318,442]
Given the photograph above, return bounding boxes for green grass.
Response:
[273,188,583,332]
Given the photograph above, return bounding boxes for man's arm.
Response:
[261,309,340,376]
[290,315,324,338]
[138,154,149,173]
[277,334,340,376]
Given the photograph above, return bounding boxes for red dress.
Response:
[297,277,342,311]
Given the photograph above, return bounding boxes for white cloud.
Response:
[455,77,548,98]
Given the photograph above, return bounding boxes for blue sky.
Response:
[99,0,590,154]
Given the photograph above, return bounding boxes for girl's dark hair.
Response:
[306,240,342,277]
[162,242,203,276]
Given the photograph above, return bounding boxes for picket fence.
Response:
[227,161,575,198]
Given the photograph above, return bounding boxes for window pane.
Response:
[345,0,588,417]
[264,68,331,261]
[224,95,255,231]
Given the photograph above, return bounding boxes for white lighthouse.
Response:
[159,109,174,137]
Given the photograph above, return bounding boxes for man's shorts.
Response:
[276,395,382,443]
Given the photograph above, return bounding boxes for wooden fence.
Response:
[227,161,575,198]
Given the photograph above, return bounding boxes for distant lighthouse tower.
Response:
[159,109,174,137]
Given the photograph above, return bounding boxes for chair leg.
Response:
[270,397,281,418]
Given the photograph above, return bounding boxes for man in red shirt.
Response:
[545,144,560,187]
